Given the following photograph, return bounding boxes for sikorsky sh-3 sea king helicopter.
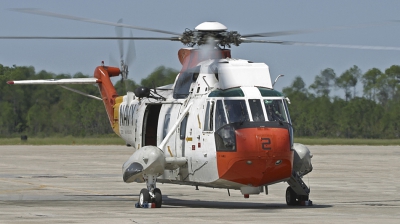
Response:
[4,9,400,208]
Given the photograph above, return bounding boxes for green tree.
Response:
[362,68,382,102]
[115,79,139,96]
[283,76,311,136]
[336,65,360,101]
[384,65,400,101]
[140,66,178,88]
[310,68,336,97]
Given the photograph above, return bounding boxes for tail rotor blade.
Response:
[125,31,136,68]
[115,19,124,61]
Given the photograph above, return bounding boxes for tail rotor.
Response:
[115,19,136,92]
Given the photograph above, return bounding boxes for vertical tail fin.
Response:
[94,65,121,134]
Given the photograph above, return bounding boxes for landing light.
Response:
[275,160,282,165]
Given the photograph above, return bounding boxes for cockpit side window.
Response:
[248,99,265,122]
[264,99,288,122]
[215,100,227,130]
[224,100,250,124]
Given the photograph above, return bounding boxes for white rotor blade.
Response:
[242,20,399,38]
[11,8,181,36]
[7,78,100,85]
[241,38,400,51]
[0,36,179,41]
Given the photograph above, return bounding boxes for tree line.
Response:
[0,63,399,138]
[283,65,400,138]
[0,64,177,137]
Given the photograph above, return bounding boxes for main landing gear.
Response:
[285,186,310,206]
[137,174,162,208]
[286,171,312,206]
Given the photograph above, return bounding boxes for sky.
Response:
[1,0,400,94]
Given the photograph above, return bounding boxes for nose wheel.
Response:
[153,188,162,207]
[139,188,150,206]
[138,188,162,208]
[137,174,163,208]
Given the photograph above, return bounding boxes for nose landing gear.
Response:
[138,188,162,208]
[137,174,163,208]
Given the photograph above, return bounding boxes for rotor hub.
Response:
[181,22,242,48]
[195,21,228,32]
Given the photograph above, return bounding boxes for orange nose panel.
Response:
[217,127,293,186]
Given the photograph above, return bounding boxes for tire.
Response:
[153,188,162,208]
[286,187,297,206]
[139,188,150,207]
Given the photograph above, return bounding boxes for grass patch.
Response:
[295,137,400,146]
[0,136,126,145]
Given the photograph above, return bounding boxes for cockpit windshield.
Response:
[224,100,250,124]
[264,99,288,122]
[209,97,290,131]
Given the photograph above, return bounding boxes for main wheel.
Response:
[285,187,297,206]
[139,188,150,207]
[153,188,162,208]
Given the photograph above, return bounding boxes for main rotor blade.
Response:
[242,21,398,38]
[11,8,182,36]
[241,38,400,51]
[242,30,318,38]
[0,36,180,41]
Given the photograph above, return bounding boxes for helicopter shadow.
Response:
[162,195,332,210]
[66,194,332,209]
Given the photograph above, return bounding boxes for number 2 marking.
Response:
[261,137,271,150]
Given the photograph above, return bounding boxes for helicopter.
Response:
[5,8,399,208]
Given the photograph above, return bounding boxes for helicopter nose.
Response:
[216,124,293,186]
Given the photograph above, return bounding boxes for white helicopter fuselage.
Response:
[118,57,299,195]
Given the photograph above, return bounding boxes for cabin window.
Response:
[180,115,188,140]
[224,100,249,124]
[173,66,200,99]
[120,105,125,126]
[130,105,136,125]
[249,99,265,122]
[204,101,214,131]
[264,99,288,122]
[215,100,227,130]
[163,114,171,139]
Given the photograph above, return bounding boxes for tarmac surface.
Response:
[0,145,399,223]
